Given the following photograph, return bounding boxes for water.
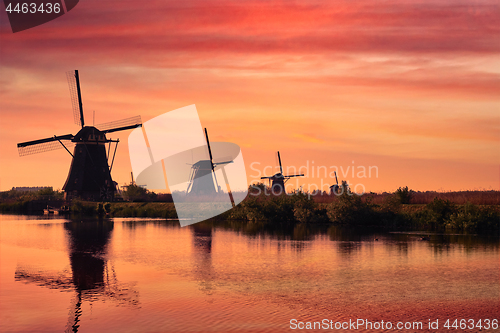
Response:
[0,214,498,332]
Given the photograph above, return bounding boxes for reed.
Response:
[312,189,500,205]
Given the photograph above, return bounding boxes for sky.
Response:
[0,0,499,193]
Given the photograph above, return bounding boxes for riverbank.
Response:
[224,191,500,235]
[1,190,498,235]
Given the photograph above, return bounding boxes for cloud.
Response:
[1,0,499,192]
[293,134,325,144]
[1,0,499,69]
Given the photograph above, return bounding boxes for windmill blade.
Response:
[66,70,84,127]
[204,128,220,192]
[17,134,75,156]
[96,116,142,133]
[284,174,304,178]
[260,176,273,179]
[334,171,338,185]
[204,128,214,171]
[213,160,233,166]
[15,268,74,290]
[277,151,283,174]
[220,167,235,207]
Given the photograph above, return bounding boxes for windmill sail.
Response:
[277,151,283,174]
[17,134,75,156]
[205,128,215,172]
[66,70,84,127]
[95,116,142,133]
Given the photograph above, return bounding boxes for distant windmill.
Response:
[330,171,340,194]
[17,70,142,201]
[186,128,234,205]
[261,151,304,193]
[330,171,349,194]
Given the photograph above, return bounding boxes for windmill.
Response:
[17,70,142,201]
[330,171,349,194]
[260,151,304,194]
[186,128,234,205]
[330,171,340,194]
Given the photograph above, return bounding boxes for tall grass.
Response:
[71,201,177,218]
[313,190,500,205]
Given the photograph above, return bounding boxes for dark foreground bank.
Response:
[1,188,499,235]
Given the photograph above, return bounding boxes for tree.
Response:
[122,184,153,202]
[395,186,413,204]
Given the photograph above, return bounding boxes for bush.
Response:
[426,198,456,227]
[448,202,500,233]
[97,202,105,215]
[234,190,321,224]
[395,186,413,204]
[326,191,375,225]
[71,199,96,215]
[293,197,317,223]
[122,184,156,202]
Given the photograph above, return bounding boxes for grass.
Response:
[313,189,500,205]
[71,200,178,219]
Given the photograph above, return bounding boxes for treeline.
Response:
[222,186,499,235]
[313,186,500,205]
[1,185,498,235]
[0,187,63,202]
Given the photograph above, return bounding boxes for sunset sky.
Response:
[0,0,498,193]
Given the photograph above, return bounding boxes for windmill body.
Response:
[261,151,304,194]
[188,160,219,195]
[17,70,142,201]
[63,126,115,200]
[267,173,286,192]
[186,129,233,200]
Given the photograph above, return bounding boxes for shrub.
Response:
[71,199,96,215]
[326,191,375,225]
[122,184,156,202]
[236,190,319,224]
[395,186,413,204]
[97,202,104,215]
[448,202,500,233]
[426,198,456,227]
[293,197,316,223]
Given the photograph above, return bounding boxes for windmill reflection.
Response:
[191,223,215,296]
[14,220,139,333]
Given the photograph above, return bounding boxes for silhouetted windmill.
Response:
[186,128,234,205]
[261,151,304,193]
[17,70,142,201]
[330,171,340,193]
[330,171,349,194]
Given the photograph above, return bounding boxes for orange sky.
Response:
[0,0,499,193]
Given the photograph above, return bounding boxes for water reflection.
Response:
[4,215,498,332]
[191,223,215,296]
[14,220,139,332]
